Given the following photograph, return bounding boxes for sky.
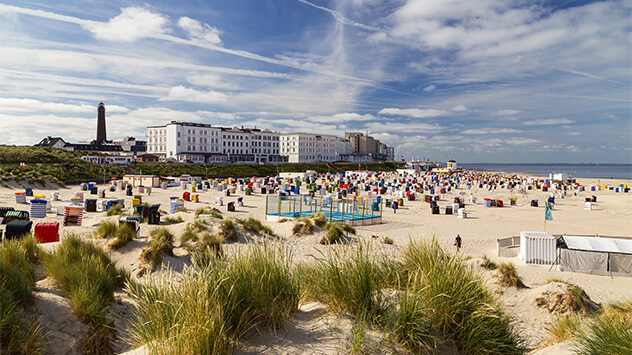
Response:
[0,0,630,163]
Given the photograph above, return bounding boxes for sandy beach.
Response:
[1,172,630,354]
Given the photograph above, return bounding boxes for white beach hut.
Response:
[519,231,557,265]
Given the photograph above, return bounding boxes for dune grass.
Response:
[381,236,394,245]
[219,219,238,242]
[541,315,582,347]
[400,238,523,354]
[480,255,498,270]
[95,220,136,250]
[179,224,200,245]
[292,217,314,236]
[390,287,435,353]
[574,300,632,355]
[237,216,275,236]
[300,243,389,323]
[320,222,356,244]
[163,215,184,224]
[496,262,525,288]
[190,233,225,267]
[311,212,328,228]
[109,222,135,250]
[194,207,223,219]
[139,227,175,275]
[106,204,126,216]
[43,234,128,353]
[126,242,300,354]
[95,220,118,239]
[0,238,44,354]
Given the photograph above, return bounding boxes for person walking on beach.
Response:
[454,234,462,252]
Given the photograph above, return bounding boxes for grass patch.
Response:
[105,204,126,217]
[20,234,42,264]
[163,215,184,224]
[320,222,356,244]
[139,228,175,276]
[194,207,223,219]
[311,212,328,228]
[300,243,388,323]
[496,262,524,288]
[179,225,200,245]
[190,233,224,267]
[0,237,43,355]
[95,220,120,239]
[126,242,300,354]
[237,216,275,236]
[381,236,394,245]
[574,300,632,354]
[480,255,497,270]
[390,288,435,353]
[541,315,582,347]
[109,222,135,250]
[400,238,523,354]
[43,235,128,353]
[175,207,188,213]
[219,219,238,242]
[292,217,313,236]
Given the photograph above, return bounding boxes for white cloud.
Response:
[178,17,222,45]
[308,112,376,123]
[423,84,436,92]
[505,137,541,145]
[83,7,170,42]
[566,132,582,136]
[364,121,443,133]
[452,104,467,112]
[599,113,618,120]
[523,118,575,126]
[461,127,521,135]
[378,107,449,118]
[161,85,229,103]
[495,109,522,116]
[197,110,237,120]
[0,98,129,114]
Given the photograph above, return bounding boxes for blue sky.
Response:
[0,0,630,163]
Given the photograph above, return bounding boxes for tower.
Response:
[96,102,106,144]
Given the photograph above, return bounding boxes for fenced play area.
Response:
[265,194,383,226]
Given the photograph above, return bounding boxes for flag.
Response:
[545,202,553,221]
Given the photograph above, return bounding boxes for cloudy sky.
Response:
[0,0,630,163]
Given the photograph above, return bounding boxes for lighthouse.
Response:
[96,102,106,144]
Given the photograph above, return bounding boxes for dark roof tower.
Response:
[96,101,106,144]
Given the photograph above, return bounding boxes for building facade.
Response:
[147,122,283,164]
[280,133,350,163]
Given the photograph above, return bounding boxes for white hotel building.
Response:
[280,133,351,163]
[146,121,284,164]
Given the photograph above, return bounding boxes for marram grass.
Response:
[126,242,300,354]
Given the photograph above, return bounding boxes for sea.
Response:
[458,163,632,180]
